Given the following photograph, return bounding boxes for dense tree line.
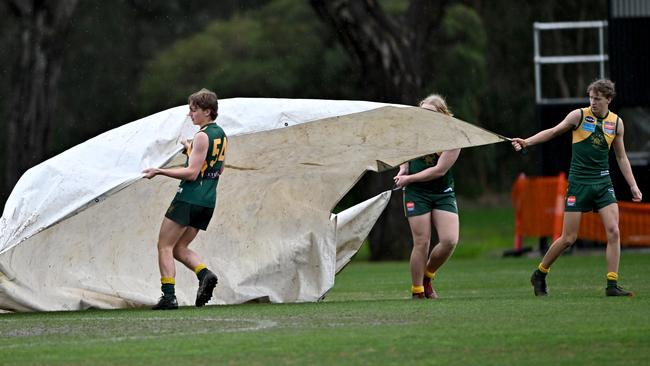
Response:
[0,0,606,259]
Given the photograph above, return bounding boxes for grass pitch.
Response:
[1,252,649,365]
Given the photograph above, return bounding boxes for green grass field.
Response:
[2,206,649,365]
[2,252,649,365]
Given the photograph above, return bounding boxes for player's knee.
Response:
[439,238,458,251]
[412,239,429,248]
[561,234,577,247]
[604,225,620,240]
[411,230,428,243]
[172,246,185,260]
[411,237,429,252]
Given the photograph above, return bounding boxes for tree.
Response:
[309,0,448,104]
[0,1,275,210]
[434,3,489,198]
[3,0,78,198]
[138,0,357,111]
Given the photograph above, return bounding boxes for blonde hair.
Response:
[418,94,453,116]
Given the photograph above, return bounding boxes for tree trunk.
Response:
[310,0,446,260]
[310,0,445,104]
[4,0,78,195]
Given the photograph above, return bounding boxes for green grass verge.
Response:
[1,253,649,365]
[455,206,517,258]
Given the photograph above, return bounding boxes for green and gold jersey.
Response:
[569,107,618,184]
[407,152,454,193]
[174,123,228,208]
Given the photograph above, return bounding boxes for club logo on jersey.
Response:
[424,155,436,166]
[604,121,615,134]
[567,196,576,206]
[406,201,416,212]
[581,122,596,132]
[591,134,606,148]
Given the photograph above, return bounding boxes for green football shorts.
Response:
[165,199,214,231]
[403,188,458,217]
[565,181,617,212]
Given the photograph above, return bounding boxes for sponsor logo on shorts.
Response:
[443,187,454,193]
[608,188,616,198]
[177,187,183,193]
[406,201,415,212]
[600,170,609,176]
[567,196,577,206]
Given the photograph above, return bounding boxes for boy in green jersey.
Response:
[511,79,642,297]
[143,88,228,309]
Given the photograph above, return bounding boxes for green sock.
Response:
[607,279,617,287]
[161,283,175,297]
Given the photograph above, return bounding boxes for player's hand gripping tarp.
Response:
[0,98,502,311]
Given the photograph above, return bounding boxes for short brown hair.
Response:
[188,88,219,119]
[587,79,616,100]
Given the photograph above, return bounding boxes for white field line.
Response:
[0,316,278,350]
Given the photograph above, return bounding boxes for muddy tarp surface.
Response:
[0,98,502,311]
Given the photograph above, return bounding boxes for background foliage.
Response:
[0,0,608,258]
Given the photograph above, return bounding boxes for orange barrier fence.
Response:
[511,173,650,249]
[579,202,650,246]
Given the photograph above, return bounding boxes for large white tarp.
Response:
[0,98,503,312]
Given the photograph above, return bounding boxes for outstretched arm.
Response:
[511,109,582,151]
[143,132,209,181]
[612,120,643,202]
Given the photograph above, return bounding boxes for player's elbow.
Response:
[548,129,561,139]
[185,169,201,181]
[433,167,450,178]
[616,153,628,162]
